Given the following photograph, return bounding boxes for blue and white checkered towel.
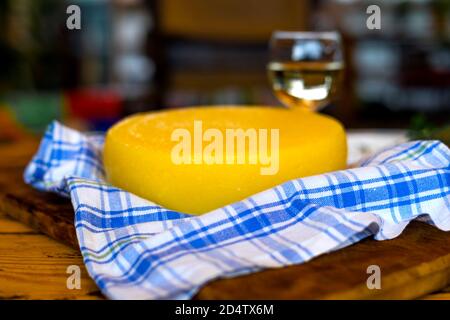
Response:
[24,121,450,299]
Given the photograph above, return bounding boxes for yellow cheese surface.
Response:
[103,106,347,214]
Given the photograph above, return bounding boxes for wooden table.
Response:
[0,210,102,299]
[1,140,450,300]
[1,206,450,300]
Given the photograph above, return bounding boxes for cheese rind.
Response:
[103,106,347,214]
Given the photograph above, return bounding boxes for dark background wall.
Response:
[0,0,449,136]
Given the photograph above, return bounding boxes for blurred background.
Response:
[0,0,449,141]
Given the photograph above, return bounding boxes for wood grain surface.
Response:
[1,141,450,299]
[0,141,78,248]
[0,210,102,299]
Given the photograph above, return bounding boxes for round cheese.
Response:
[103,106,347,214]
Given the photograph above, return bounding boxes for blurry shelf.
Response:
[169,70,269,91]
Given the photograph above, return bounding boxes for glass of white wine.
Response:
[268,31,344,111]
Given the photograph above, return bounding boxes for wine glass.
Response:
[268,31,344,111]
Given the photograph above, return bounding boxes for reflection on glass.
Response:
[268,31,344,112]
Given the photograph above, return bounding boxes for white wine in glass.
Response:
[268,31,344,111]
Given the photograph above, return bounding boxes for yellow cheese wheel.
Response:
[103,106,347,214]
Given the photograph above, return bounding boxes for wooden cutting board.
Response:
[1,141,450,299]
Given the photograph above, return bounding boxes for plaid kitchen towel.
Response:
[24,121,450,299]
